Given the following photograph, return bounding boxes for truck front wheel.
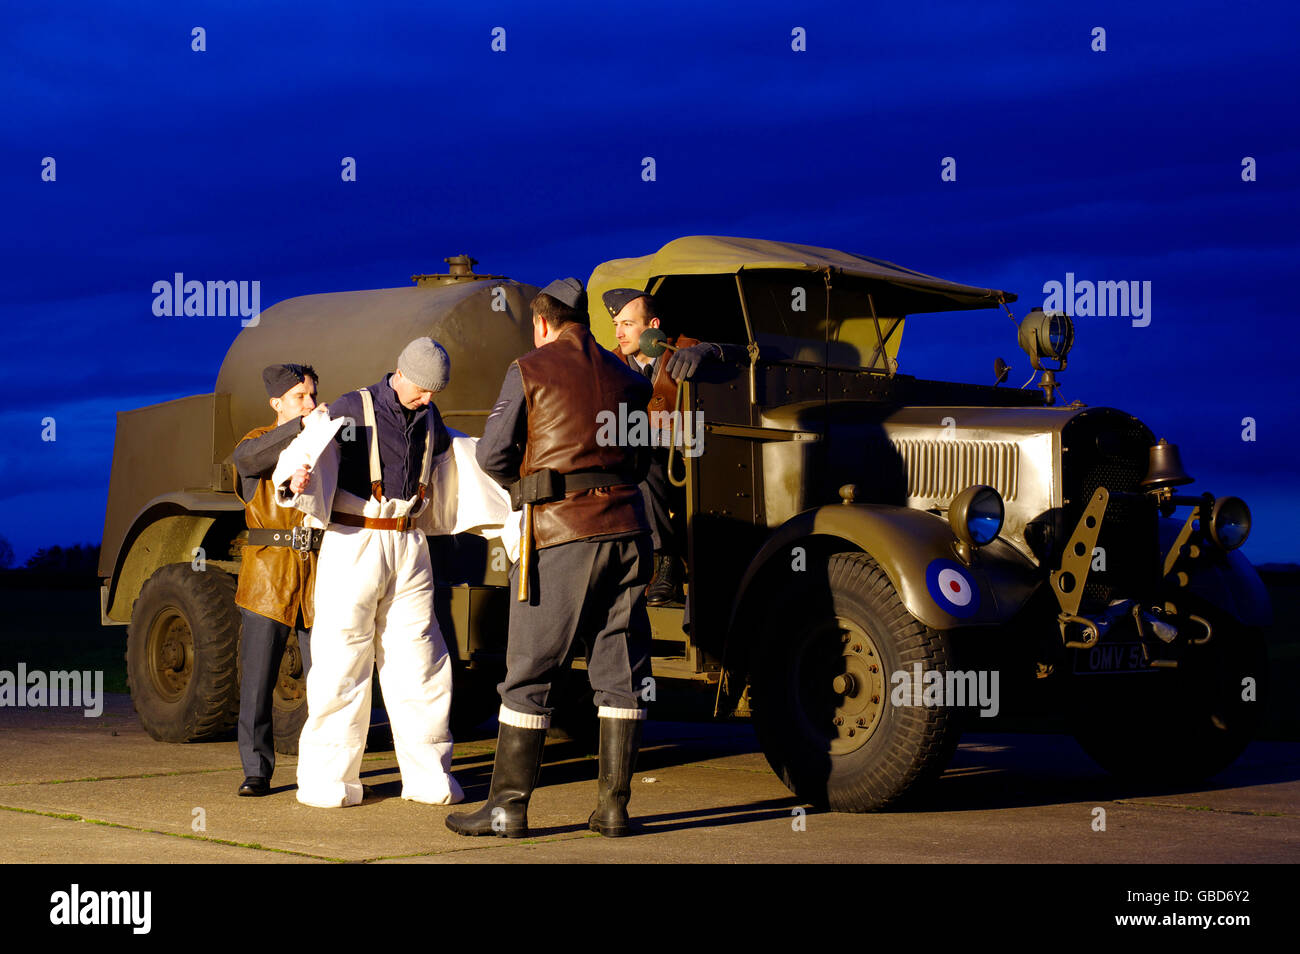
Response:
[751,552,961,812]
[126,564,241,743]
[1070,616,1266,783]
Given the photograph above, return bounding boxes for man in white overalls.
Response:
[272,338,506,808]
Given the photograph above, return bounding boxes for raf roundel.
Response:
[925,559,981,618]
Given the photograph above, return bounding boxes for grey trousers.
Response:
[238,608,312,778]
[639,448,685,557]
[499,534,653,717]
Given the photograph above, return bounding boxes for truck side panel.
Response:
[100,392,234,580]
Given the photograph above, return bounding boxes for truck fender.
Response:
[103,491,243,623]
[1158,517,1272,627]
[730,504,1042,632]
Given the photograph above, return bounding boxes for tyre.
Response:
[751,552,961,812]
[1071,618,1266,784]
[544,663,599,750]
[272,630,308,755]
[450,661,503,738]
[126,564,241,743]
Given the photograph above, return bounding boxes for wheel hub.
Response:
[147,610,194,702]
[276,640,306,703]
[795,616,886,756]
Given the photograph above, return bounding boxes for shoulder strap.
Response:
[357,388,383,500]
[417,408,435,502]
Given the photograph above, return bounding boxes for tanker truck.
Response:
[101,237,1270,812]
[99,256,536,752]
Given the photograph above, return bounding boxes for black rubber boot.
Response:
[645,553,684,606]
[588,717,644,837]
[445,723,546,838]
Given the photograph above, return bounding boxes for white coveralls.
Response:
[273,394,514,808]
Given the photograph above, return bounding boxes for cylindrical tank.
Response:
[216,273,538,445]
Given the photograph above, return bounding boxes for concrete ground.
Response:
[0,693,1296,864]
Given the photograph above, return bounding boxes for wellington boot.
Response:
[446,722,546,838]
[588,717,644,837]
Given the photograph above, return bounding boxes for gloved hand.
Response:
[665,342,716,380]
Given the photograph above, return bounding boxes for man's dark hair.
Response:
[532,293,588,328]
[295,363,319,386]
[634,293,674,334]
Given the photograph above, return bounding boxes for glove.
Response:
[665,342,716,380]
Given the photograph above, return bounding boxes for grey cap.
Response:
[602,288,651,317]
[397,338,450,393]
[538,277,586,310]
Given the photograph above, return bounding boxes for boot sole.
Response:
[445,823,531,838]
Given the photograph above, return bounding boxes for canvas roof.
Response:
[587,235,1016,320]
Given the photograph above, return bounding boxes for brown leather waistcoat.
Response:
[233,424,317,627]
[634,334,700,417]
[515,323,650,549]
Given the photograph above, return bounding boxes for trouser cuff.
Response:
[295,781,363,808]
[597,706,647,720]
[499,705,550,730]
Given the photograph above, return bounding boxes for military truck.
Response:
[101,238,1270,812]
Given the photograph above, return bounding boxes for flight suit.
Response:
[275,377,463,808]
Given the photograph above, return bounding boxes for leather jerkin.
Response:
[637,334,700,416]
[515,323,651,549]
[234,423,317,627]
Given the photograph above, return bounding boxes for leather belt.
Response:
[562,471,632,493]
[329,511,417,531]
[247,527,324,551]
[509,469,632,511]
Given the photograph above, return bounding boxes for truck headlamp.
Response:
[1209,496,1251,551]
[1018,308,1074,363]
[950,485,1004,547]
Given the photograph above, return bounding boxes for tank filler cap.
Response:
[411,254,510,287]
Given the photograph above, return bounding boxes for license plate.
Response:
[1072,641,1154,674]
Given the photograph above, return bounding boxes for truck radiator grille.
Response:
[891,439,1020,502]
[1061,411,1158,608]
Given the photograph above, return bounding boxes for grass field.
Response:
[0,584,129,693]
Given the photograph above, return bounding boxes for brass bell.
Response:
[1141,438,1193,490]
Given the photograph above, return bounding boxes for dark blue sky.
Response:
[3,0,1297,563]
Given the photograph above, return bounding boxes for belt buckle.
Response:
[395,515,409,532]
[291,526,313,551]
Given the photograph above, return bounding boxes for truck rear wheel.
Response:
[126,564,241,743]
[1071,618,1266,783]
[450,661,504,738]
[751,552,960,812]
[272,631,308,755]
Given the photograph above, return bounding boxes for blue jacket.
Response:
[328,375,450,501]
